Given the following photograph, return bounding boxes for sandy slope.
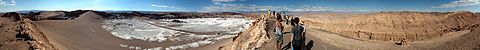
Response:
[186,38,234,50]
[32,11,240,50]
[34,11,172,50]
[38,11,65,19]
[33,11,128,50]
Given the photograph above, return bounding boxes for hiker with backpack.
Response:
[290,17,306,50]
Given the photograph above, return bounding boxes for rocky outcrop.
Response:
[306,11,480,42]
[0,12,55,50]
[1,12,22,21]
[223,13,274,50]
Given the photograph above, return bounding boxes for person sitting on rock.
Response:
[290,17,306,50]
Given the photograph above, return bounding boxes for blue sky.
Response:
[0,0,479,12]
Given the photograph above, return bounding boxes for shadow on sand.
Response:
[306,40,314,50]
[281,40,314,50]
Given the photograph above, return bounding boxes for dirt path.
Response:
[264,16,279,50]
[277,20,345,50]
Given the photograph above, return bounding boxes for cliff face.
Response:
[223,14,268,50]
[222,13,282,50]
[0,12,55,50]
[303,11,480,42]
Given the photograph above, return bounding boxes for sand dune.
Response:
[33,11,127,50]
[31,11,248,50]
[38,11,65,19]
[34,11,182,50]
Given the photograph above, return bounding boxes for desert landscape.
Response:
[1,10,254,50]
[1,0,480,50]
[298,11,480,50]
[1,9,480,50]
[1,10,480,50]
[222,11,480,50]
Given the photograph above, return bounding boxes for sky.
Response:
[0,0,479,12]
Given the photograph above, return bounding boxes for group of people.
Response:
[269,10,306,50]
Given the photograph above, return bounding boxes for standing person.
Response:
[285,15,290,25]
[290,17,299,26]
[275,12,285,50]
[272,11,276,17]
[268,10,271,14]
[291,17,306,50]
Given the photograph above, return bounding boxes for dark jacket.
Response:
[292,25,305,49]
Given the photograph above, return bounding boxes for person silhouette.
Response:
[290,17,305,50]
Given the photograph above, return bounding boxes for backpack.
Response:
[292,25,305,47]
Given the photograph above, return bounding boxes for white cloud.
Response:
[211,0,246,5]
[0,0,16,6]
[205,0,366,12]
[151,4,183,11]
[151,5,170,8]
[435,0,480,8]
[291,6,366,11]
[152,4,180,9]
